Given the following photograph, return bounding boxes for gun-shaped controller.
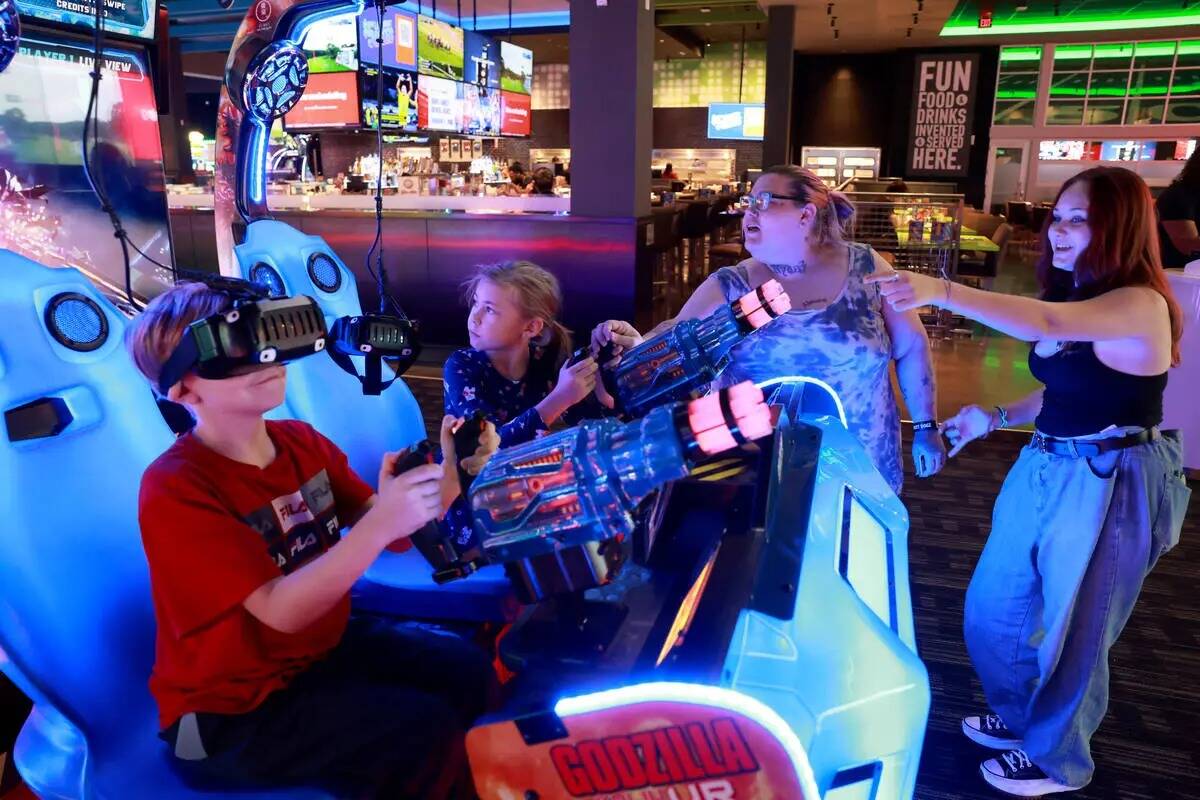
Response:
[469,381,774,603]
[390,410,489,584]
[598,280,791,419]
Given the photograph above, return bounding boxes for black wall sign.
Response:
[908,53,979,177]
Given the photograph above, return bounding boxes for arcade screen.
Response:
[15,0,156,41]
[361,66,418,131]
[0,35,173,298]
[499,41,532,94]
[299,11,358,73]
[417,16,464,81]
[461,84,500,136]
[500,90,531,136]
[1038,140,1086,161]
[358,6,417,72]
[283,71,360,129]
[417,74,462,132]
[841,491,894,632]
[464,31,499,90]
[1178,139,1198,160]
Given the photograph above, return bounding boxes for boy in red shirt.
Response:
[127,282,498,798]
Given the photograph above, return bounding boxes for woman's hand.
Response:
[867,271,945,312]
[912,428,947,478]
[940,405,997,457]
[590,320,643,363]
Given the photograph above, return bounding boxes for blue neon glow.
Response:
[0,0,19,75]
[754,375,849,428]
[554,681,822,799]
[246,118,267,207]
[291,0,365,41]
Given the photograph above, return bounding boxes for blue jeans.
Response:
[963,430,1191,787]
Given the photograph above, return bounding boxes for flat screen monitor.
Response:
[1100,140,1141,162]
[461,84,500,136]
[840,490,895,633]
[1177,139,1198,160]
[464,31,500,90]
[360,66,418,131]
[499,40,533,94]
[284,71,360,130]
[299,11,359,74]
[500,90,531,136]
[417,16,464,81]
[16,0,157,40]
[358,6,417,72]
[418,74,462,132]
[706,103,764,141]
[0,35,173,296]
[1038,140,1086,160]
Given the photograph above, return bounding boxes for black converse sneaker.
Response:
[961,713,1023,749]
[980,749,1085,796]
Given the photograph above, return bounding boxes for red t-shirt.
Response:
[138,419,375,730]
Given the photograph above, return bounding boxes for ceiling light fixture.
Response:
[912,12,919,24]
[827,2,833,14]
[699,6,710,12]
[830,15,836,27]
[833,28,839,39]
[907,27,912,37]
[917,0,923,9]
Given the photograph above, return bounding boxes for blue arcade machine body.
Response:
[465,402,930,799]
[0,251,333,799]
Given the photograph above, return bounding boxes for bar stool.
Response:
[679,201,711,289]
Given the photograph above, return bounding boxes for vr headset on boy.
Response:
[156,278,328,396]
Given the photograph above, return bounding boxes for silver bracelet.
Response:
[994,405,1009,430]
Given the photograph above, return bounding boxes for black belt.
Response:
[1031,428,1158,457]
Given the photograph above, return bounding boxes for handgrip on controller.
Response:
[393,439,436,475]
[596,341,620,407]
[451,411,487,493]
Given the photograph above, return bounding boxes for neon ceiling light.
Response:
[941,4,1200,36]
[554,681,823,799]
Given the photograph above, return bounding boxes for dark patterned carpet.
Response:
[903,428,1200,800]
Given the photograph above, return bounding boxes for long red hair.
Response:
[1035,166,1183,365]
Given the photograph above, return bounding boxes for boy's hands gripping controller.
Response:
[597,281,790,419]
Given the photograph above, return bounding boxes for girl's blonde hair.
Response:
[461,261,572,370]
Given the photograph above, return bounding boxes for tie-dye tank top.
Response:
[713,242,903,493]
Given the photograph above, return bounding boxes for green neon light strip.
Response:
[1182,42,1200,56]
[1135,42,1176,57]
[999,46,1043,62]
[943,14,1200,37]
[996,90,1037,98]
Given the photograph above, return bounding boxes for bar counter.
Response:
[169,197,653,346]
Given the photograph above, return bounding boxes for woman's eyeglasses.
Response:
[737,192,806,212]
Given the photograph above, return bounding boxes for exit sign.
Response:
[979,9,993,27]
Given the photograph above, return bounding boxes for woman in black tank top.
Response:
[872,167,1191,797]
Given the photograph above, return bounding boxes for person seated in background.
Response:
[127,282,499,799]
[662,162,679,180]
[531,167,556,196]
[1156,145,1200,268]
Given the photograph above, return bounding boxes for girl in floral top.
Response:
[441,261,599,551]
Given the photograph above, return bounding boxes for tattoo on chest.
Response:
[797,297,832,310]
[770,261,808,277]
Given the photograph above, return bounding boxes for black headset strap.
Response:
[327,348,397,397]
[157,328,200,395]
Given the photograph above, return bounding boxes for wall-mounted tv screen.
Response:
[361,66,418,131]
[417,16,464,81]
[499,40,532,94]
[464,31,500,90]
[418,74,462,132]
[284,71,360,130]
[299,12,359,74]
[15,0,157,41]
[358,7,417,72]
[706,103,764,141]
[500,90,531,136]
[462,84,500,136]
[0,35,173,297]
[1038,140,1086,161]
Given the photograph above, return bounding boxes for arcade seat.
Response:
[233,220,516,623]
[0,249,331,799]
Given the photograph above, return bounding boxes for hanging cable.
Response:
[472,0,477,29]
[456,0,461,26]
[364,0,390,315]
[737,25,745,103]
[508,0,513,42]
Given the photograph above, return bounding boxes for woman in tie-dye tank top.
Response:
[594,165,946,494]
